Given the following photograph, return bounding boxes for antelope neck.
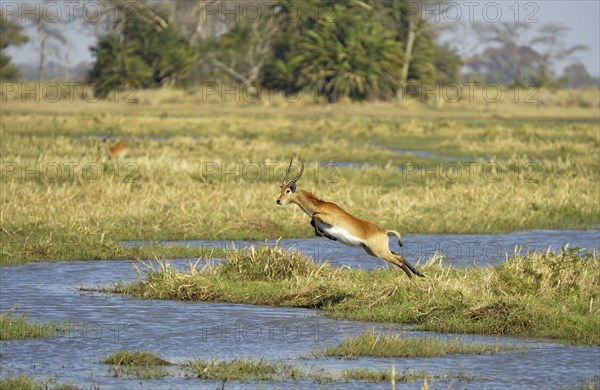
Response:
[293,190,322,217]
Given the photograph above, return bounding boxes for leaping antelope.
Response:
[101,130,128,160]
[276,157,424,279]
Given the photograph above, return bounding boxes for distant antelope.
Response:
[101,130,128,160]
[276,157,424,279]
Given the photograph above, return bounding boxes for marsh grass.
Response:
[2,92,598,265]
[0,309,71,340]
[338,367,480,383]
[103,351,172,380]
[0,374,79,390]
[103,351,171,366]
[0,228,224,266]
[321,329,508,358]
[340,367,424,383]
[100,350,479,384]
[110,245,600,345]
[184,358,304,382]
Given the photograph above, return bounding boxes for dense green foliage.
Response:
[87,0,463,100]
[263,1,404,101]
[0,11,28,81]
[88,2,194,98]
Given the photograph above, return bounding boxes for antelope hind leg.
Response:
[391,251,425,278]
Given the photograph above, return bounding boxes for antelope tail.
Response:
[387,230,403,247]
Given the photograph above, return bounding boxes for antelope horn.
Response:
[288,157,304,186]
[281,157,293,186]
[102,129,114,141]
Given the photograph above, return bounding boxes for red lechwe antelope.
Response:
[276,157,424,279]
[101,131,128,160]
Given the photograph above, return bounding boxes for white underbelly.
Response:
[318,223,363,247]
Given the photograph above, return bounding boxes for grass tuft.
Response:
[321,329,510,358]
[103,350,172,380]
[0,374,80,390]
[108,246,600,345]
[0,309,70,340]
[103,350,171,366]
[216,244,325,281]
[339,368,480,383]
[184,358,304,382]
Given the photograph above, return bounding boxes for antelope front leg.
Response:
[310,218,324,236]
[311,214,337,241]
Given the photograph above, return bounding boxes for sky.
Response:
[3,0,600,77]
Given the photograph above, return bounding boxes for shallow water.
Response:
[391,149,481,162]
[124,229,600,269]
[318,148,482,170]
[1,255,599,389]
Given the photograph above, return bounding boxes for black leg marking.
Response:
[323,233,337,241]
[311,217,324,237]
[312,215,337,241]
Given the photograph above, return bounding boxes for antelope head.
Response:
[101,129,114,145]
[277,157,304,205]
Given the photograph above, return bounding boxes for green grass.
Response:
[106,245,600,345]
[103,350,172,380]
[103,350,171,366]
[0,310,71,341]
[1,87,598,265]
[321,329,509,358]
[338,367,479,383]
[0,374,79,390]
[99,351,482,384]
[184,358,303,382]
[339,367,425,383]
[0,229,224,266]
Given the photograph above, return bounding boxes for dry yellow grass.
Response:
[110,245,599,345]
[1,86,598,264]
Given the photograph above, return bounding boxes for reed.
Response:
[109,246,600,345]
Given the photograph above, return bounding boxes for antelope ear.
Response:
[290,183,297,193]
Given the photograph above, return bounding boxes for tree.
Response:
[205,7,279,87]
[0,11,29,81]
[173,0,225,45]
[465,22,589,87]
[434,43,461,85]
[468,22,535,85]
[372,0,447,96]
[562,63,599,89]
[88,1,194,98]
[467,45,542,85]
[88,34,153,97]
[21,1,67,81]
[531,23,588,86]
[263,0,404,101]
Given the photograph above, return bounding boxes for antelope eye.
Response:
[285,189,291,194]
